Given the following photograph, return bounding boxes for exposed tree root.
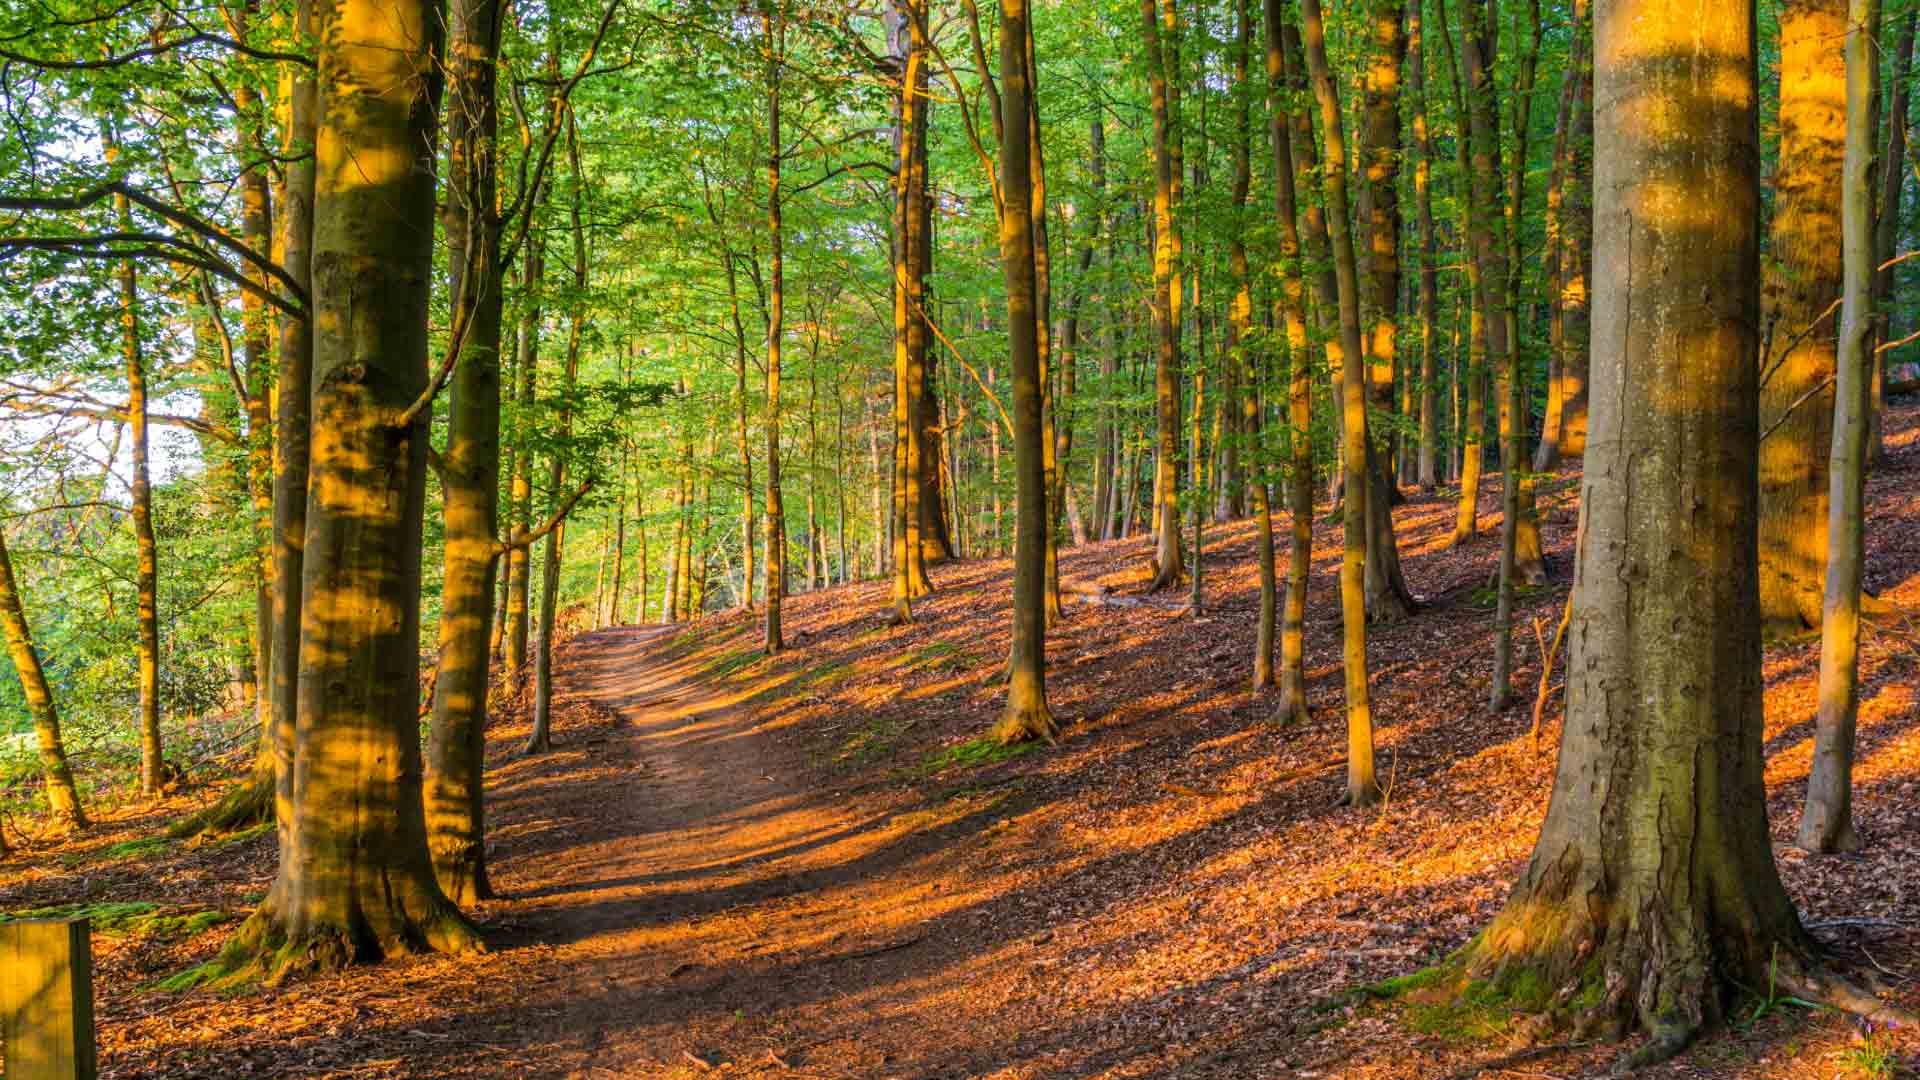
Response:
[218,888,484,986]
[992,702,1058,745]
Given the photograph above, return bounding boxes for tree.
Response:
[1141,0,1185,593]
[1297,0,1379,806]
[1757,0,1845,638]
[1457,0,1815,1059]
[0,522,87,829]
[1797,0,1875,854]
[992,0,1057,746]
[223,0,479,975]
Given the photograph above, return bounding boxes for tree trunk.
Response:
[111,175,165,798]
[1870,13,1916,463]
[1142,0,1185,592]
[527,113,588,756]
[1460,0,1810,1060]
[427,0,506,904]
[1297,0,1379,806]
[226,0,478,975]
[763,0,788,655]
[1757,0,1846,638]
[1265,0,1314,722]
[890,0,934,621]
[0,526,87,829]
[504,207,544,695]
[991,0,1058,745]
[1410,0,1441,491]
[1798,0,1874,855]
[1359,0,1417,623]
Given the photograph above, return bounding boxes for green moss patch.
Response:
[1,901,235,942]
[63,834,175,866]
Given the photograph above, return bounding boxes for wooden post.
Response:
[1,918,97,1080]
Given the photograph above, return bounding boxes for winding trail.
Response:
[476,624,998,1078]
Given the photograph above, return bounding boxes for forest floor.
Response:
[5,404,1920,1079]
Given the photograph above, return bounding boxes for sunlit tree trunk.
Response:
[1299,0,1379,806]
[1265,0,1314,721]
[1434,0,1486,545]
[1226,0,1264,678]
[226,0,478,975]
[725,252,756,610]
[1757,0,1845,638]
[505,213,543,694]
[1798,0,1875,854]
[1410,0,1441,491]
[890,0,934,621]
[0,525,86,829]
[992,0,1058,745]
[427,0,507,903]
[1142,0,1185,591]
[762,0,788,654]
[1027,11,1065,623]
[1359,0,1417,622]
[1460,0,1812,1060]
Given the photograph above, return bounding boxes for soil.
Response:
[3,404,1919,1079]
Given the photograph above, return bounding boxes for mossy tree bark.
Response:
[0,525,87,829]
[1797,0,1874,855]
[1460,0,1815,1060]
[1298,0,1379,806]
[1756,0,1844,639]
[228,0,479,976]
[992,0,1058,747]
[428,0,507,903]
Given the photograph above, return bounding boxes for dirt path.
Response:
[475,625,992,1079]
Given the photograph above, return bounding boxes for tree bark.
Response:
[1142,0,1185,592]
[427,0,507,903]
[0,525,87,829]
[1410,0,1441,491]
[763,0,789,655]
[1798,0,1874,854]
[226,0,478,975]
[1757,0,1846,638]
[991,0,1057,746]
[1461,0,1811,1059]
[1297,0,1379,805]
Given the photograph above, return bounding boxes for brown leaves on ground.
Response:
[2,404,1917,1079]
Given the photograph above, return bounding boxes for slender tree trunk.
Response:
[227,0,478,975]
[505,205,544,695]
[1265,0,1313,721]
[991,0,1058,745]
[527,113,588,755]
[890,1,934,620]
[1298,0,1379,805]
[1870,13,1916,463]
[427,0,506,903]
[1435,0,1487,546]
[0,526,87,828]
[1798,0,1875,854]
[1359,0,1417,622]
[1411,0,1441,491]
[763,0,788,655]
[1142,0,1185,591]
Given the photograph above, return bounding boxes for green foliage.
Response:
[0,900,233,941]
[1838,1033,1900,1079]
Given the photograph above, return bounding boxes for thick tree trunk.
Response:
[1461,0,1811,1060]
[1798,0,1874,855]
[991,0,1057,746]
[1297,0,1378,806]
[0,526,87,829]
[1757,0,1845,638]
[427,0,506,904]
[889,1,934,622]
[226,0,478,975]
